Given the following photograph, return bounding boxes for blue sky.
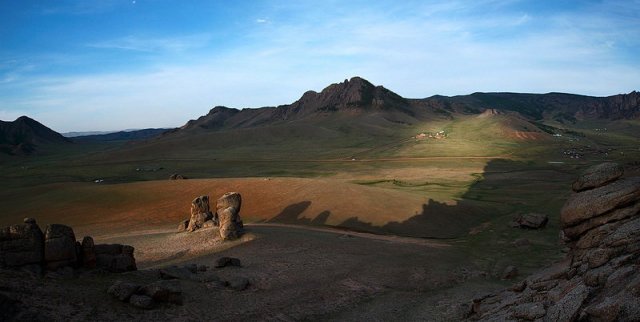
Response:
[1,0,639,132]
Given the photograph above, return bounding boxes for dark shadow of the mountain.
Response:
[267,201,331,226]
[265,159,573,238]
[337,158,572,238]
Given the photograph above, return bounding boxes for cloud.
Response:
[1,1,639,131]
[88,33,213,53]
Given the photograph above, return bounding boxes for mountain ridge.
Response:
[178,77,639,134]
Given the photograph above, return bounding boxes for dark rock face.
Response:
[510,213,548,229]
[0,219,44,268]
[572,162,624,192]
[1,219,136,274]
[81,236,96,269]
[44,224,77,270]
[469,163,640,321]
[140,280,183,305]
[214,256,241,268]
[95,244,137,273]
[217,192,244,240]
[107,281,140,302]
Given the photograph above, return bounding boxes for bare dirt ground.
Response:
[0,177,438,238]
[1,224,499,321]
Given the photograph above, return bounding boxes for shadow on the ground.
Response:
[266,159,574,238]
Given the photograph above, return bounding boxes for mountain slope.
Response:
[0,116,70,155]
[88,77,639,161]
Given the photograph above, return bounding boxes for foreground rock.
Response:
[469,163,640,321]
[178,195,218,232]
[217,192,244,240]
[510,213,548,229]
[0,219,136,274]
[0,218,44,268]
[108,280,184,309]
[44,224,77,270]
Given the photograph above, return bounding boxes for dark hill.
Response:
[180,77,418,132]
[0,116,70,155]
[178,78,639,135]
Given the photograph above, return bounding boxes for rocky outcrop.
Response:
[0,219,136,274]
[44,224,77,270]
[178,195,218,232]
[108,279,184,309]
[510,213,548,229]
[187,196,215,232]
[216,192,244,240]
[469,163,640,321]
[0,218,44,268]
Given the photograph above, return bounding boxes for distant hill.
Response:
[0,116,70,155]
[177,77,639,134]
[63,131,116,138]
[72,128,171,142]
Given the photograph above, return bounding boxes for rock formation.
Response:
[216,192,244,240]
[468,163,640,321]
[169,174,186,180]
[186,195,216,232]
[95,243,137,272]
[510,213,548,229]
[44,224,77,270]
[0,219,136,274]
[0,217,44,269]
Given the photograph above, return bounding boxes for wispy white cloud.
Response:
[88,33,213,53]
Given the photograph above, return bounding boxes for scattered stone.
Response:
[129,294,154,309]
[512,238,530,247]
[95,244,137,272]
[508,280,527,293]
[23,218,35,224]
[140,280,183,305]
[572,162,624,192]
[214,257,241,268]
[159,266,193,280]
[108,281,140,302]
[169,174,186,180]
[501,266,518,280]
[177,219,189,233]
[191,272,221,283]
[44,224,77,270]
[227,276,249,291]
[511,213,548,229]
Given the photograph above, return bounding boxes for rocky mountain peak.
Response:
[289,76,409,114]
